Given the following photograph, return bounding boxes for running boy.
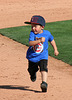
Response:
[24,15,59,92]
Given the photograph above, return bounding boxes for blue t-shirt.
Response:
[26,30,54,62]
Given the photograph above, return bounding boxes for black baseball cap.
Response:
[24,15,45,27]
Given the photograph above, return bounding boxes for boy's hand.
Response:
[40,37,45,43]
[36,37,45,43]
[54,50,59,56]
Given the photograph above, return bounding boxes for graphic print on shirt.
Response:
[32,37,44,53]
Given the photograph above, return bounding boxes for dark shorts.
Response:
[28,59,48,75]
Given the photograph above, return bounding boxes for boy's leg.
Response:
[41,71,48,82]
[28,60,39,82]
[39,59,48,92]
[41,71,48,92]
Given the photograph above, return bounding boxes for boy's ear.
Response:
[42,26,44,29]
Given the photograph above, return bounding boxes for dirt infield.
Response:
[0,0,72,100]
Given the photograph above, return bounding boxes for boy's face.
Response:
[31,24,44,34]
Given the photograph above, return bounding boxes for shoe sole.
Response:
[41,84,47,92]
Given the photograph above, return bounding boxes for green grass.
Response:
[0,20,72,65]
[0,25,31,46]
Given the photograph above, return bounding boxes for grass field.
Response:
[0,20,72,65]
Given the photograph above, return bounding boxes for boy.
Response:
[24,15,59,92]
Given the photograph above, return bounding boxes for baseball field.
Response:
[0,0,72,100]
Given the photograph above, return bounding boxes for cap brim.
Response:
[24,22,40,25]
[24,22,31,24]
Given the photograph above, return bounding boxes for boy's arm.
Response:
[29,37,45,46]
[29,40,41,46]
[50,39,59,56]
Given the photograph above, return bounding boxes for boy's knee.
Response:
[40,67,48,72]
[28,67,39,75]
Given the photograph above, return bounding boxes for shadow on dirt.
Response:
[0,85,42,93]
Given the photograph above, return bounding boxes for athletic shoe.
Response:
[30,73,36,82]
[41,81,48,92]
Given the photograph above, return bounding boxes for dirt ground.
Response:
[0,0,72,100]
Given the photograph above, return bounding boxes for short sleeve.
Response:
[48,32,54,42]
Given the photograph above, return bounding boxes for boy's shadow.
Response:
[0,85,42,93]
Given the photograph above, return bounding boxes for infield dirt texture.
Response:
[0,0,72,100]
